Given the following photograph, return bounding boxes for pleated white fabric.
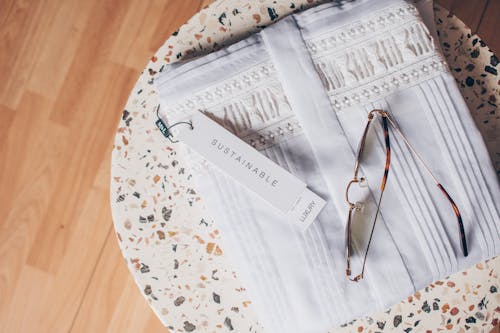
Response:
[156,1,500,331]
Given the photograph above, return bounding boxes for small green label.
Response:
[156,118,170,138]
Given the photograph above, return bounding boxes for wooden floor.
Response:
[0,0,498,332]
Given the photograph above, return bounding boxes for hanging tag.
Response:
[174,111,326,230]
[155,118,171,138]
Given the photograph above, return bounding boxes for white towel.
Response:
[156,0,500,331]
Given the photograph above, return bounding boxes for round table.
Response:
[110,1,500,332]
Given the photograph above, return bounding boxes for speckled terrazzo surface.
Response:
[110,1,500,332]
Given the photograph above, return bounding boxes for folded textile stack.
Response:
[156,0,500,331]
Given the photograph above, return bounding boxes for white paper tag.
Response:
[287,187,327,232]
[174,111,326,230]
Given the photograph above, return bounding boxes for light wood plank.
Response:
[448,0,488,32]
[150,0,204,52]
[47,0,131,126]
[435,0,454,10]
[0,135,112,331]
[0,92,64,329]
[25,60,136,274]
[0,0,208,331]
[0,0,46,109]
[26,0,94,101]
[435,0,499,53]
[477,0,500,54]
[70,231,166,333]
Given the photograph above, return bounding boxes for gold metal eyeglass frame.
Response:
[345,109,468,282]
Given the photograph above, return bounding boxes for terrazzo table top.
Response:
[110,1,500,332]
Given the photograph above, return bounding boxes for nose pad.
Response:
[353,201,364,212]
[358,177,368,188]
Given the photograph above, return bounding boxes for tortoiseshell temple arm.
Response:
[437,183,469,257]
[383,112,469,258]
[380,116,390,191]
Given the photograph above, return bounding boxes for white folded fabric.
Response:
[156,0,500,331]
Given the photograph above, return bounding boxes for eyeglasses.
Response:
[345,109,468,282]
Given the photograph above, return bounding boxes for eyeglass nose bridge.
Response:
[368,109,389,119]
[345,177,366,208]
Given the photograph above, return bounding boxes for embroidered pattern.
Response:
[306,2,448,111]
[327,57,447,111]
[162,61,302,150]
